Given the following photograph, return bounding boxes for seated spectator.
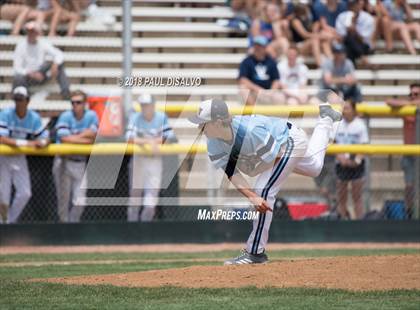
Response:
[313,0,347,41]
[335,100,368,219]
[52,90,98,223]
[0,0,32,35]
[360,0,383,50]
[277,45,309,105]
[320,43,362,103]
[126,94,176,222]
[37,0,80,37]
[0,86,49,224]
[335,0,375,64]
[218,0,253,31]
[238,36,283,106]
[381,0,419,55]
[289,4,333,67]
[13,21,71,99]
[386,83,420,219]
[249,2,289,59]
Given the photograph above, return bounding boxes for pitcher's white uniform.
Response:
[207,115,334,254]
[0,108,48,223]
[52,110,98,222]
[126,111,175,222]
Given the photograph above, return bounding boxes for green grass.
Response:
[1,247,418,263]
[0,248,419,309]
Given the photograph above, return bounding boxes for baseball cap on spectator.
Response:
[13,86,29,100]
[253,36,269,47]
[332,43,346,54]
[138,93,154,105]
[25,21,41,33]
[188,98,229,125]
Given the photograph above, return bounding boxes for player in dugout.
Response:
[0,86,49,224]
[189,97,342,265]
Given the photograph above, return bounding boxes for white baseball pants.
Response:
[0,156,32,223]
[246,117,333,254]
[128,156,162,222]
[52,157,87,223]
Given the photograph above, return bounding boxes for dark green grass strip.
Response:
[0,281,419,310]
[1,248,419,263]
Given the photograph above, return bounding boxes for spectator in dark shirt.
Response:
[313,0,347,41]
[289,4,333,67]
[320,43,362,103]
[238,36,282,106]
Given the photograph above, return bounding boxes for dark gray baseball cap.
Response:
[188,98,230,124]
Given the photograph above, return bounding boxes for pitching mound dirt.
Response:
[40,254,420,291]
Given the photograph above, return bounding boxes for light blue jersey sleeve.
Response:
[55,112,72,140]
[125,113,138,141]
[207,139,229,170]
[161,114,176,142]
[86,110,99,133]
[0,110,10,137]
[250,125,282,164]
[32,112,49,139]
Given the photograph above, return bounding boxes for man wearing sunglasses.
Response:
[52,90,98,223]
[0,86,49,224]
[189,98,342,265]
[386,83,420,219]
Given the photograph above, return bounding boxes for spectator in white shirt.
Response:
[277,45,309,105]
[335,0,375,64]
[334,100,369,219]
[13,21,70,99]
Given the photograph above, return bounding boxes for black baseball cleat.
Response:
[319,103,342,122]
[224,249,268,265]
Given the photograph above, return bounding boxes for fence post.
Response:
[364,116,371,214]
[122,0,132,118]
[414,108,420,220]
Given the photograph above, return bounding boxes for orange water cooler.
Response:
[87,96,124,137]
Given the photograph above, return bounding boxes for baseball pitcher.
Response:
[189,98,342,265]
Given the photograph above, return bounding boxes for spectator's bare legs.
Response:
[351,178,364,219]
[65,11,80,36]
[321,38,333,60]
[407,22,420,42]
[266,37,289,59]
[337,180,349,219]
[48,6,80,37]
[381,15,393,52]
[299,37,322,67]
[0,4,31,35]
[48,5,62,36]
[230,0,245,12]
[393,21,416,55]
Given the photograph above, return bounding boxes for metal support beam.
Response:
[122,0,133,118]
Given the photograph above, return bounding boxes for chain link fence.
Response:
[1,151,418,223]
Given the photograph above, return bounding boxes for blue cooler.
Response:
[384,200,406,220]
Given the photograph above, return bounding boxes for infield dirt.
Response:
[39,254,420,291]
